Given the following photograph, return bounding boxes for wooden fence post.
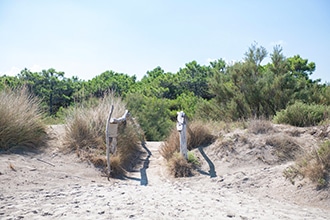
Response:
[105,106,129,180]
[177,111,187,160]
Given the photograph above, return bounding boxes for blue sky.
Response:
[1,0,329,82]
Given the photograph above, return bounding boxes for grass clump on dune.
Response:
[168,153,193,178]
[300,141,330,188]
[284,141,330,189]
[160,120,216,177]
[0,88,46,151]
[64,93,143,177]
[248,119,274,135]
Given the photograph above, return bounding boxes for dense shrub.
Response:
[273,101,330,127]
[0,88,46,151]
[126,93,172,141]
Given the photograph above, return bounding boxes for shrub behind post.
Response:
[177,111,188,160]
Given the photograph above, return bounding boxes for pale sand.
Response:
[0,124,329,220]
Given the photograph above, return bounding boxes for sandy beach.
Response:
[1,124,330,219]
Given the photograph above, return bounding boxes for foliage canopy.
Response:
[1,42,329,140]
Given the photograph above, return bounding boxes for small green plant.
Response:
[318,178,327,188]
[187,151,200,167]
[283,166,301,185]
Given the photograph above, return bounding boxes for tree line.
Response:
[1,43,329,140]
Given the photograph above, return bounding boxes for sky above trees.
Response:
[1,0,329,82]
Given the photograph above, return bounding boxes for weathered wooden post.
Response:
[177,111,188,160]
[106,105,114,180]
[105,106,129,180]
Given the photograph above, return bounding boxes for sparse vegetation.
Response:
[301,141,330,188]
[64,93,143,177]
[248,119,274,134]
[0,87,47,151]
[284,141,330,188]
[265,134,302,161]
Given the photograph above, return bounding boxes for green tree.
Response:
[0,75,23,90]
[287,55,316,80]
[126,93,172,141]
[85,70,136,98]
[18,68,79,115]
[177,61,213,99]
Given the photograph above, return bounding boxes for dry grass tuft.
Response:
[109,155,125,177]
[0,87,47,151]
[159,127,180,161]
[284,141,330,188]
[64,93,143,177]
[266,134,301,161]
[301,142,330,188]
[168,153,193,177]
[187,120,217,150]
[248,119,274,135]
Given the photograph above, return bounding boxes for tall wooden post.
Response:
[106,105,114,180]
[105,106,129,180]
[177,111,187,160]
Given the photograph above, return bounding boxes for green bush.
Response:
[273,101,330,127]
[126,93,172,141]
[0,88,46,151]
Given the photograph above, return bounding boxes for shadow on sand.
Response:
[124,142,152,186]
[198,146,217,178]
[139,142,152,186]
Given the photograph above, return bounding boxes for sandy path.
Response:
[0,126,330,219]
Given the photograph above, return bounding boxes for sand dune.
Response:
[0,124,329,219]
